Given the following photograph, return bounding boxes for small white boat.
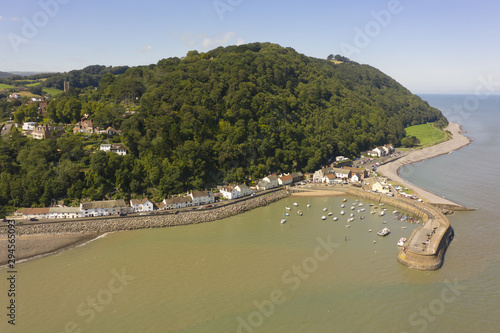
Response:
[323,208,328,212]
[285,213,289,216]
[370,203,374,206]
[393,210,398,214]
[351,206,355,210]
[379,211,385,216]
[360,216,365,219]
[401,226,407,229]
[285,206,291,210]
[347,217,354,222]
[371,211,376,214]
[328,212,333,216]
[346,225,350,228]
[307,203,311,208]
[377,227,391,236]
[297,210,303,216]
[343,198,347,202]
[321,216,327,220]
[340,210,345,215]
[368,229,372,232]
[281,218,286,224]
[333,217,338,221]
[341,204,345,208]
[293,202,298,206]
[397,237,407,246]
[373,240,376,243]
[359,203,364,207]
[350,213,354,217]
[358,208,365,212]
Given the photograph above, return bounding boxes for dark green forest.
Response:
[0,43,447,213]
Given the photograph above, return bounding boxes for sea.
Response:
[1,94,499,333]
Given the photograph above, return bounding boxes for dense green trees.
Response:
[0,43,448,211]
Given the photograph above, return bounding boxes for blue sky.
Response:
[1,0,499,93]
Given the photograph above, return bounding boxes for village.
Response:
[10,142,420,221]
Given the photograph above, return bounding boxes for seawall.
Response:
[0,190,290,237]
[346,188,453,270]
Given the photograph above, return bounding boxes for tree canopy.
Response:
[0,42,448,211]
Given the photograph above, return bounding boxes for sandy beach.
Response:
[0,233,99,266]
[377,122,471,206]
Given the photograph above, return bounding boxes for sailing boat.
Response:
[307,199,311,208]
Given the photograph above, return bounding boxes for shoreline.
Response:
[0,123,469,267]
[0,190,289,266]
[377,122,471,206]
[0,233,100,266]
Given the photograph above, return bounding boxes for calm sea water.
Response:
[1,95,499,333]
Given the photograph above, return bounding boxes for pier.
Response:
[345,188,454,270]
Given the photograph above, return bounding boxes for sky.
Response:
[1,0,499,94]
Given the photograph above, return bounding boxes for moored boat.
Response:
[397,237,407,246]
[377,227,390,236]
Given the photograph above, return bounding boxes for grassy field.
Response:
[15,81,63,96]
[43,87,63,96]
[0,84,14,90]
[405,123,449,147]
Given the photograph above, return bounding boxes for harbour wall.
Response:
[346,188,453,270]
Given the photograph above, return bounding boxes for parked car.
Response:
[29,218,38,221]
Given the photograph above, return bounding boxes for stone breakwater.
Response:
[0,190,290,237]
[346,187,454,270]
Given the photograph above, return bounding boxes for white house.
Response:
[100,143,127,155]
[322,173,336,184]
[219,185,239,200]
[189,190,215,205]
[351,173,362,183]
[110,144,127,155]
[80,199,129,217]
[100,144,112,152]
[162,196,193,210]
[16,207,50,219]
[278,175,293,186]
[263,175,279,188]
[22,122,38,131]
[371,147,386,158]
[256,180,272,191]
[235,184,253,197]
[336,156,349,162]
[219,184,253,199]
[333,168,351,180]
[130,198,155,212]
[48,207,83,219]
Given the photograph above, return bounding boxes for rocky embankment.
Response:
[0,190,290,237]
